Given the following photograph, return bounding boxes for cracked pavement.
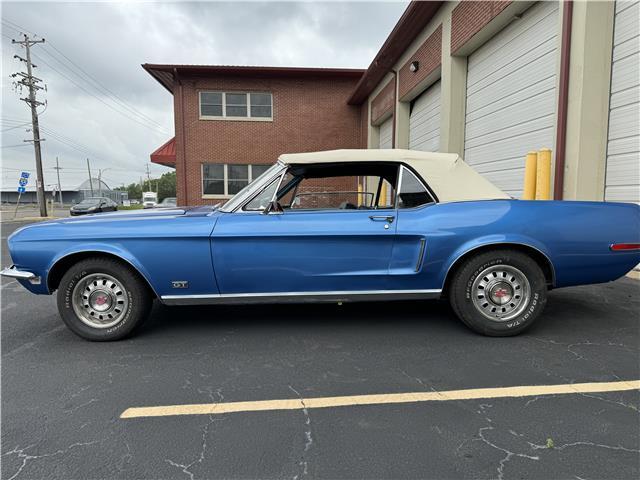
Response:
[1,220,639,479]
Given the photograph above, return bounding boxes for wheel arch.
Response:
[47,249,158,298]
[442,242,556,297]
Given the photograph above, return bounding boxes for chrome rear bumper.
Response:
[1,265,40,283]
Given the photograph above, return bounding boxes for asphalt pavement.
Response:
[1,219,639,480]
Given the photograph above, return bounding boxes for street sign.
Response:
[14,173,30,219]
[18,172,30,187]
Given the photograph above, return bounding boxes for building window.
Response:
[228,164,249,194]
[250,93,272,118]
[202,164,225,195]
[202,164,271,197]
[199,92,272,120]
[200,92,223,117]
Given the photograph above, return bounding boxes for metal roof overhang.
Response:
[347,1,443,105]
[142,64,366,94]
[150,137,176,167]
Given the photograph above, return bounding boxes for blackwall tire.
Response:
[56,257,152,341]
[449,250,547,336]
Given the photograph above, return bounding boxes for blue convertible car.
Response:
[3,150,639,341]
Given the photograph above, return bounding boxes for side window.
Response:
[244,177,280,211]
[398,167,434,209]
[275,164,398,211]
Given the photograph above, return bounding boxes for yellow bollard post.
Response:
[522,151,538,200]
[536,148,552,200]
[380,181,388,207]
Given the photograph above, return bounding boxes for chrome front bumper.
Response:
[0,265,40,284]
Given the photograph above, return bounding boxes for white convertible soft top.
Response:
[278,149,510,203]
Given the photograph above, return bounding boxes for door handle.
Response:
[369,215,395,223]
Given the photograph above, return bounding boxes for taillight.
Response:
[610,243,640,251]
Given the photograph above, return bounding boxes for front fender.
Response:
[438,234,555,288]
[46,243,158,296]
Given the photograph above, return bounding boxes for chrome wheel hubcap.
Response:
[471,265,530,322]
[72,273,128,329]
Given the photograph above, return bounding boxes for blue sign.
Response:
[18,172,30,188]
[17,186,25,193]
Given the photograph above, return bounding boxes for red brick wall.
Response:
[370,79,395,125]
[359,103,369,147]
[451,0,512,54]
[399,25,442,99]
[172,74,363,205]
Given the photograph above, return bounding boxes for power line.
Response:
[1,18,35,37]
[29,51,168,134]
[1,117,104,161]
[1,122,30,132]
[42,43,168,130]
[2,19,169,134]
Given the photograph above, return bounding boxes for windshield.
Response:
[220,163,283,212]
[77,198,101,206]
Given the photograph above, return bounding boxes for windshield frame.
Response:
[219,162,285,212]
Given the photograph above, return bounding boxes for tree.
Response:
[115,170,176,201]
[156,171,176,201]
[115,182,141,200]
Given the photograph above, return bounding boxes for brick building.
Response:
[144,65,366,205]
[145,0,639,206]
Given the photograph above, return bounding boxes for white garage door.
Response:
[605,0,640,204]
[464,1,559,197]
[409,81,441,152]
[378,116,393,149]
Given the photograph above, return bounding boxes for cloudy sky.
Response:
[1,0,407,190]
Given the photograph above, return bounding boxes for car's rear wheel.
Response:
[449,249,547,336]
[56,257,152,341]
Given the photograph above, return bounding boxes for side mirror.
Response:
[263,200,284,215]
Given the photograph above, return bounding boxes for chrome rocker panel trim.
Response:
[0,265,39,283]
[161,289,442,306]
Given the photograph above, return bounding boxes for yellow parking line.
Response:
[120,380,640,419]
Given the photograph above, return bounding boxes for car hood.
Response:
[57,205,217,222]
[9,205,220,241]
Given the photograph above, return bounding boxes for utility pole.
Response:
[86,158,94,196]
[97,168,110,197]
[11,33,47,217]
[145,164,151,190]
[53,156,63,207]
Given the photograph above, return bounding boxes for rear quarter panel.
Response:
[396,200,640,290]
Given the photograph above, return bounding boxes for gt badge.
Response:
[171,281,189,289]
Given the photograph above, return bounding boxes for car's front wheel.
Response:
[56,257,152,341]
[449,249,547,336]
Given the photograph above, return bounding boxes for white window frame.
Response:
[202,164,270,199]
[199,91,273,122]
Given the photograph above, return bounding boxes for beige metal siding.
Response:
[409,81,441,152]
[463,1,559,197]
[606,0,640,203]
[378,116,393,149]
